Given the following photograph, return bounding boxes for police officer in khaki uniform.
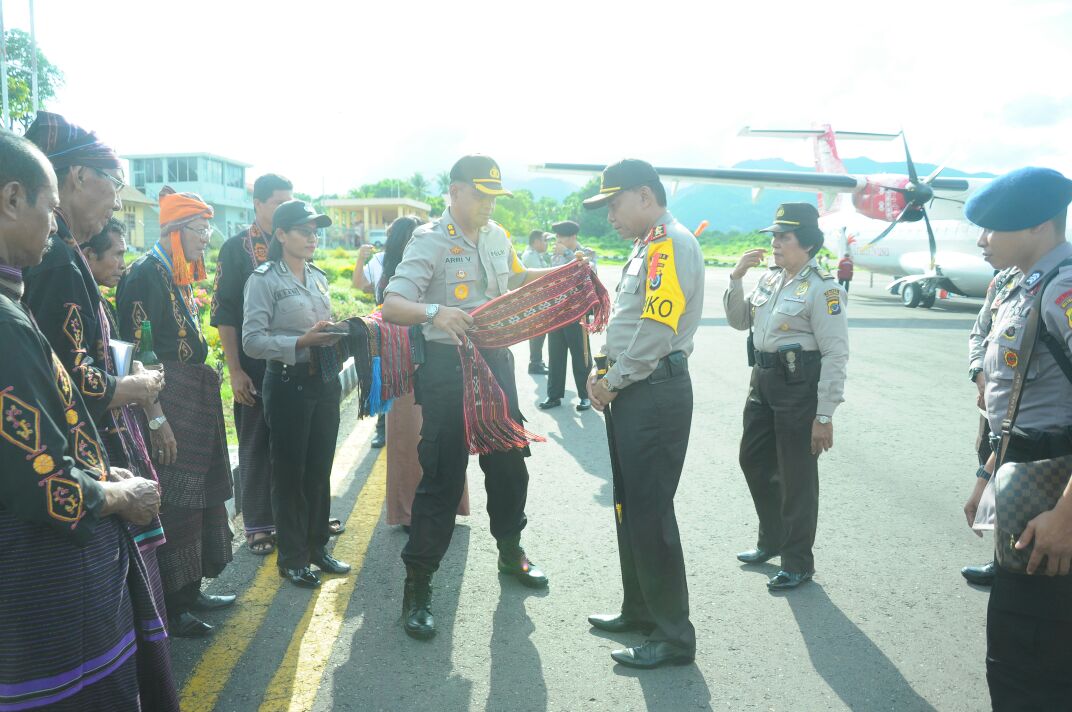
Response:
[383,155,560,640]
[243,200,351,589]
[540,220,598,411]
[962,266,1022,587]
[583,159,704,670]
[725,203,849,590]
[958,167,1072,710]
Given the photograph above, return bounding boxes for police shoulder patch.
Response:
[642,239,686,332]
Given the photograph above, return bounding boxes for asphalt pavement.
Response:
[171,266,993,712]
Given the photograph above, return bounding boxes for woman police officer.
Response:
[242,200,351,588]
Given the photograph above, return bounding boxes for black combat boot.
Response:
[402,566,435,640]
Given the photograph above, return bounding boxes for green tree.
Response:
[436,171,451,195]
[562,177,616,239]
[409,172,428,200]
[3,29,64,130]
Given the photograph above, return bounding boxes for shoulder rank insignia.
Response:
[817,269,835,281]
[253,262,272,275]
[644,225,667,244]
[446,223,457,237]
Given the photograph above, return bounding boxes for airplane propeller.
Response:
[866,133,942,270]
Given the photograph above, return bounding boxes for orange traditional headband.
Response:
[159,187,214,286]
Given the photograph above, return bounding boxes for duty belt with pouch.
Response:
[777,344,805,384]
[993,260,1072,574]
[605,351,688,386]
[647,351,688,384]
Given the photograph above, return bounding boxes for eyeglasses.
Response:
[93,168,126,193]
[290,226,319,239]
[183,224,213,238]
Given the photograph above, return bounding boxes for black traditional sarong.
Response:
[142,361,233,594]
[234,396,273,535]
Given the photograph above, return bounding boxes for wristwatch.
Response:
[599,377,620,393]
[148,415,167,431]
[425,303,440,325]
[816,415,832,425]
[969,367,983,383]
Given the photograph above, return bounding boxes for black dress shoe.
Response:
[961,561,996,586]
[610,641,694,669]
[311,552,351,575]
[498,552,549,588]
[371,433,386,448]
[736,547,780,564]
[538,398,561,410]
[191,592,236,611]
[587,613,655,635]
[528,362,549,375]
[279,566,321,588]
[767,569,814,590]
[576,399,592,412]
[169,612,213,638]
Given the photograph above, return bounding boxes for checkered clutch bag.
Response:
[994,455,1072,572]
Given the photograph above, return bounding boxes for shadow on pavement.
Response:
[612,660,713,711]
[485,580,549,711]
[785,583,937,711]
[328,525,473,711]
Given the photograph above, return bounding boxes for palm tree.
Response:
[409,172,429,200]
[436,171,451,196]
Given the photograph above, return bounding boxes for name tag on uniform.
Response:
[626,258,643,276]
[783,295,806,303]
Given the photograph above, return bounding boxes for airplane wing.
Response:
[530,163,972,195]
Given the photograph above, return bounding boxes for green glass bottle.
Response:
[136,320,161,368]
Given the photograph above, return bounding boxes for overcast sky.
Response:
[6,0,1070,195]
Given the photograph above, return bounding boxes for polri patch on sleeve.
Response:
[642,239,686,332]
[826,292,842,315]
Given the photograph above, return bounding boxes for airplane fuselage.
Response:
[820,208,995,297]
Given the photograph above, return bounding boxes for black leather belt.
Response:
[754,350,821,369]
[991,429,1072,461]
[266,361,317,378]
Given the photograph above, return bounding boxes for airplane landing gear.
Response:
[902,282,922,308]
[900,281,937,309]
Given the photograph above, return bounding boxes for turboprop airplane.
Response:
[532,125,999,309]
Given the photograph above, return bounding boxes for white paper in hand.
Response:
[973,476,997,532]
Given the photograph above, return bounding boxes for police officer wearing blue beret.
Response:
[963,167,1072,710]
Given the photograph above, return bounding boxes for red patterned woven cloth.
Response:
[461,260,610,454]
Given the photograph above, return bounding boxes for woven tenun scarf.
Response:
[461,259,609,454]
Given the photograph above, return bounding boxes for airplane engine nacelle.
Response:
[852,175,923,223]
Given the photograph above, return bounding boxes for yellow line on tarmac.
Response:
[259,450,386,712]
[179,415,374,711]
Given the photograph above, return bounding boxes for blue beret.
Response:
[965,167,1072,231]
